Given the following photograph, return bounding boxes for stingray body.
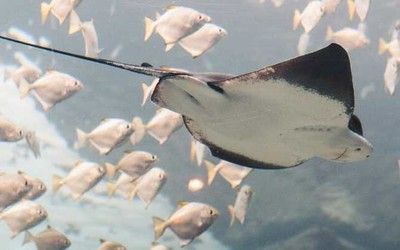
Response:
[0,36,373,169]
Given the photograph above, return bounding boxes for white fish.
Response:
[190,138,207,166]
[383,57,399,96]
[97,238,127,250]
[81,20,101,58]
[0,172,32,211]
[152,202,219,247]
[105,151,158,179]
[228,185,253,226]
[146,108,183,144]
[23,225,71,250]
[0,200,47,238]
[19,70,84,111]
[19,172,47,200]
[177,24,227,58]
[52,161,106,199]
[7,27,36,44]
[41,0,79,24]
[129,168,167,208]
[347,0,369,21]
[0,117,41,157]
[187,178,204,192]
[75,117,144,155]
[379,38,400,58]
[205,160,252,188]
[297,32,310,55]
[0,116,24,142]
[293,1,325,33]
[326,26,369,51]
[141,78,159,106]
[322,0,341,14]
[144,6,212,46]
[106,173,136,198]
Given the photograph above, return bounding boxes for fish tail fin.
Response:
[40,2,52,24]
[130,117,146,145]
[52,175,63,192]
[165,43,175,52]
[141,82,152,106]
[228,205,235,227]
[68,9,82,35]
[128,187,138,201]
[22,231,33,245]
[205,160,219,185]
[152,216,167,240]
[229,180,242,189]
[25,131,41,158]
[347,0,356,20]
[18,78,31,98]
[293,9,301,30]
[106,182,117,197]
[105,163,118,178]
[378,38,388,55]
[144,17,156,41]
[74,128,88,149]
[326,26,334,41]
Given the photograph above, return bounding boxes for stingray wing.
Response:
[211,43,355,117]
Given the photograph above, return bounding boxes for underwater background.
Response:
[0,0,399,249]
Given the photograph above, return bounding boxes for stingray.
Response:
[0,36,373,169]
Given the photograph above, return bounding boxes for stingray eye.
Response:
[355,148,361,152]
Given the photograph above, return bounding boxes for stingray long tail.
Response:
[0,35,187,78]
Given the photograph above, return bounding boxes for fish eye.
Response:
[126,124,130,129]
[74,81,79,86]
[19,130,23,136]
[209,209,213,215]
[25,180,29,186]
[355,148,361,151]
[39,184,45,190]
[38,209,43,215]
[198,15,202,19]
[152,155,156,160]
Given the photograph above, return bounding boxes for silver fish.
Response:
[19,70,84,111]
[152,202,219,247]
[0,172,32,211]
[205,160,252,188]
[326,26,369,51]
[23,225,71,250]
[384,57,399,96]
[228,185,253,226]
[75,117,144,155]
[144,6,212,46]
[293,1,325,33]
[19,172,47,200]
[146,108,183,144]
[0,200,47,238]
[178,23,227,58]
[129,167,167,208]
[105,151,158,179]
[52,161,106,199]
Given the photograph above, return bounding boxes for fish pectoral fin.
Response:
[179,238,193,247]
[89,141,111,155]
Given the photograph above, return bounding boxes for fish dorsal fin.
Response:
[177,201,189,209]
[47,225,52,229]
[99,238,106,244]
[123,150,132,156]
[348,114,363,136]
[165,4,178,11]
[214,43,355,115]
[100,118,109,124]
